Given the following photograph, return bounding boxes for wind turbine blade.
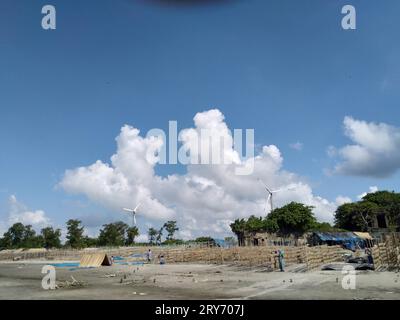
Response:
[258,178,272,194]
[123,208,134,213]
[134,203,141,212]
[257,178,267,187]
[265,194,271,213]
[133,214,137,225]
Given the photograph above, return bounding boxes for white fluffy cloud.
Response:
[289,142,304,151]
[331,117,400,178]
[60,109,338,239]
[357,186,379,200]
[7,195,51,229]
[335,196,352,206]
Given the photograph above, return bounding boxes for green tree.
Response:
[2,223,25,248]
[245,216,265,232]
[41,227,62,249]
[224,237,237,247]
[311,222,343,232]
[66,219,85,249]
[0,236,8,249]
[335,191,400,231]
[126,226,139,245]
[148,227,158,245]
[84,236,98,248]
[362,191,400,228]
[230,218,246,246]
[163,239,185,245]
[195,236,216,246]
[163,221,179,240]
[98,221,128,247]
[0,223,43,249]
[267,202,316,236]
[21,225,43,248]
[335,201,379,231]
[263,218,279,233]
[156,227,163,245]
[362,190,400,207]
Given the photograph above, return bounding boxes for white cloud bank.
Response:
[60,109,338,239]
[8,195,51,228]
[330,117,400,178]
[0,195,51,235]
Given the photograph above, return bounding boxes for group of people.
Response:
[145,249,165,265]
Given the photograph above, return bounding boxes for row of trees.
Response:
[0,224,62,249]
[230,191,400,243]
[0,219,180,250]
[334,191,400,231]
[147,221,179,245]
[230,202,331,244]
[0,219,104,250]
[3,191,397,249]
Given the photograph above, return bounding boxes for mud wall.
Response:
[0,245,345,271]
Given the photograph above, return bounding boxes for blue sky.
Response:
[0,0,399,238]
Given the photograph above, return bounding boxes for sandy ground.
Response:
[0,261,400,300]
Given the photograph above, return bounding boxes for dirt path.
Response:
[0,261,399,300]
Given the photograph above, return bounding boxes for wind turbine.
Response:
[122,203,141,227]
[258,179,295,214]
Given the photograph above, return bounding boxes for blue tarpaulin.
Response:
[50,262,80,268]
[112,256,125,261]
[214,239,226,247]
[314,232,365,250]
[315,232,359,242]
[114,261,144,266]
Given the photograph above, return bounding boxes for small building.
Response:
[243,231,306,247]
[370,213,390,230]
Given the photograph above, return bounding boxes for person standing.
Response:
[278,249,285,272]
[365,247,374,265]
[158,253,165,265]
[146,249,153,263]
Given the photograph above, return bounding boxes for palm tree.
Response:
[126,226,139,245]
[156,227,163,245]
[148,228,158,245]
[230,219,247,246]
